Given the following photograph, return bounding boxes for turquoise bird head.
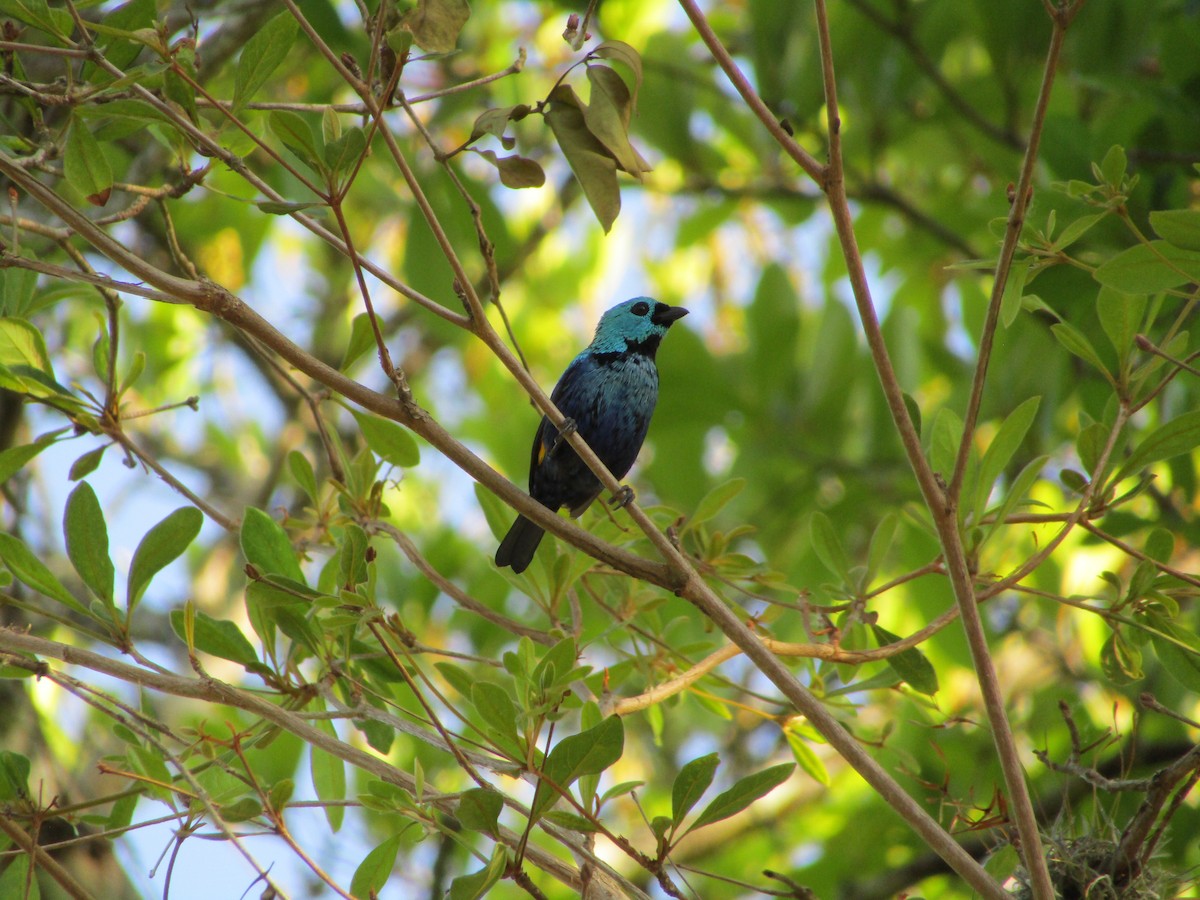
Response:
[587,297,689,356]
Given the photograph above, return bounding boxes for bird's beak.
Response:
[652,304,689,326]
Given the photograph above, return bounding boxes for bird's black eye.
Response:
[631,301,650,316]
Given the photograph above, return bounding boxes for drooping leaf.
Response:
[591,41,643,102]
[545,85,620,232]
[583,64,647,178]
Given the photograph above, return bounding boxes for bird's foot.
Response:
[549,417,578,455]
[609,485,635,509]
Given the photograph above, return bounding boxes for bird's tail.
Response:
[495,515,545,573]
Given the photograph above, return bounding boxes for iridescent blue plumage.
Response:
[495,298,689,573]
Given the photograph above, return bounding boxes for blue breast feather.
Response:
[529,351,660,514]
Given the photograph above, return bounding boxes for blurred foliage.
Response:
[1,0,1200,898]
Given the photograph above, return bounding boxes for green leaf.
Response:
[76,97,176,128]
[1100,631,1142,684]
[399,0,470,53]
[288,450,319,502]
[325,126,367,179]
[872,624,939,695]
[1096,287,1147,361]
[532,716,624,820]
[256,200,328,215]
[545,85,620,233]
[809,511,850,582]
[1098,144,1127,187]
[591,41,643,103]
[982,455,1048,546]
[240,507,305,583]
[470,105,530,143]
[1053,212,1106,251]
[0,750,31,800]
[1145,614,1200,693]
[311,716,346,832]
[984,843,1021,883]
[0,856,35,899]
[340,313,378,372]
[456,787,503,835]
[902,391,922,436]
[232,12,298,112]
[543,809,602,832]
[0,317,54,375]
[474,149,546,189]
[350,833,402,899]
[64,482,115,606]
[127,507,203,612]
[1150,209,1200,251]
[218,797,263,823]
[584,65,647,178]
[927,406,962,479]
[448,846,506,900]
[785,731,830,786]
[470,682,523,758]
[351,410,421,468]
[686,478,745,532]
[999,258,1030,329]
[1143,527,1174,564]
[687,763,794,833]
[1114,409,1200,484]
[338,522,370,590]
[169,607,260,669]
[0,0,72,38]
[1093,241,1200,293]
[269,110,326,176]
[865,513,898,588]
[0,532,90,617]
[69,443,107,481]
[1050,323,1110,377]
[973,396,1040,522]
[0,430,59,484]
[671,753,719,827]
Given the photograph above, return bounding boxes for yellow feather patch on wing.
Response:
[537,437,548,465]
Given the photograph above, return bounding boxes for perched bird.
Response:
[495,298,689,573]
